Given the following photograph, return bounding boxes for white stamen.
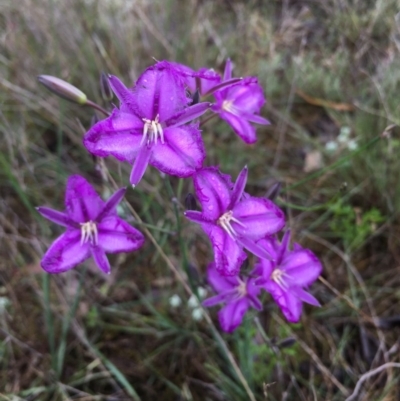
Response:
[217,210,245,239]
[80,221,98,245]
[141,115,164,146]
[271,269,290,290]
[222,100,234,113]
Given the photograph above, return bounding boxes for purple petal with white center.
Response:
[218,298,249,333]
[91,246,111,274]
[219,111,257,144]
[223,59,233,81]
[232,197,285,239]
[203,223,247,275]
[97,188,126,221]
[228,166,248,209]
[193,167,233,221]
[65,175,104,222]
[36,207,77,228]
[41,230,90,273]
[130,145,152,187]
[151,124,205,178]
[97,216,145,253]
[167,102,210,127]
[291,287,321,307]
[281,249,322,287]
[83,109,143,162]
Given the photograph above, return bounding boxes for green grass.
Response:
[1,0,400,400]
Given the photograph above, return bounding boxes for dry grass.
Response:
[0,0,400,400]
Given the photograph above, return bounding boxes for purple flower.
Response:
[37,175,144,274]
[254,231,322,322]
[185,166,285,275]
[203,263,262,333]
[211,59,270,144]
[84,61,210,187]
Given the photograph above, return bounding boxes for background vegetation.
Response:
[1,0,400,400]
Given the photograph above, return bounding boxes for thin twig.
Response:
[345,362,400,401]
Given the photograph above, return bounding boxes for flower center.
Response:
[141,114,164,145]
[236,279,247,297]
[222,100,234,113]
[80,221,98,245]
[217,210,245,239]
[271,269,289,289]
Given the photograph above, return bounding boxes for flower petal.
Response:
[237,237,273,260]
[41,230,90,273]
[97,216,145,253]
[167,102,210,127]
[97,188,126,221]
[203,223,247,275]
[193,167,233,221]
[108,75,136,113]
[206,262,239,292]
[91,246,111,274]
[83,109,143,163]
[266,282,303,323]
[130,144,152,187]
[184,210,210,224]
[150,124,205,178]
[218,298,249,333]
[291,287,320,307]
[230,81,265,112]
[282,249,322,287]
[228,166,248,209]
[65,175,105,222]
[219,111,257,144]
[36,207,77,228]
[223,59,233,81]
[132,62,189,121]
[232,197,285,239]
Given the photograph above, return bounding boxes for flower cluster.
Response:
[37,58,322,332]
[185,166,322,332]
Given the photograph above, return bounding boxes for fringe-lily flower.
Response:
[203,263,262,333]
[254,231,322,322]
[84,61,209,187]
[211,59,270,144]
[185,166,285,275]
[37,175,144,274]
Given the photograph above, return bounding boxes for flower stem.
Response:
[86,99,111,117]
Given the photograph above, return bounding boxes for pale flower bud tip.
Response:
[37,75,87,105]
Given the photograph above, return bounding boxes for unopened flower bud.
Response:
[185,193,197,211]
[265,181,282,201]
[37,75,87,105]
[100,72,113,102]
